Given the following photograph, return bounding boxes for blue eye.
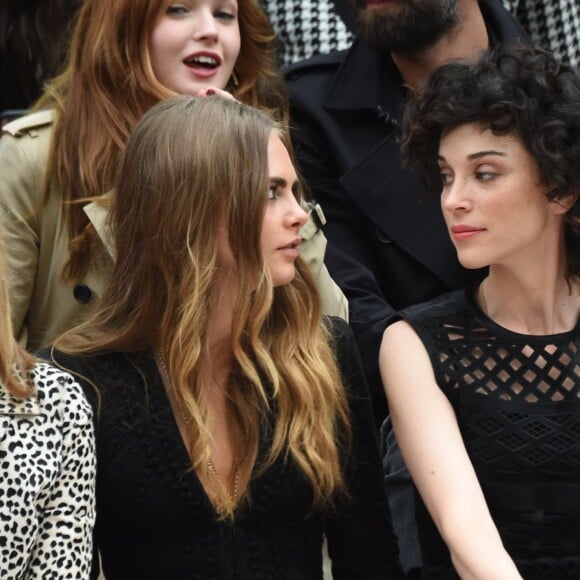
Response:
[167,4,188,15]
[215,10,236,20]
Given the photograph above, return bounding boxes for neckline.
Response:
[153,349,241,517]
[133,352,223,517]
[465,287,580,342]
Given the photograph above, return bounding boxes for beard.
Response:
[354,0,460,54]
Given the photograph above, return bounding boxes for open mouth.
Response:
[184,55,220,69]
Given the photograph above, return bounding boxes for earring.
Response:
[231,69,240,88]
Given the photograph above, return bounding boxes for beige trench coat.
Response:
[0,111,347,351]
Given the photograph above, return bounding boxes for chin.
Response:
[271,270,296,288]
[457,253,489,271]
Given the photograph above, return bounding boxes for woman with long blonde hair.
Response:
[0,233,95,578]
[48,95,403,579]
[0,0,345,351]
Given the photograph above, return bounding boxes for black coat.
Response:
[285,0,528,425]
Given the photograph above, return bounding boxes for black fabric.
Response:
[399,289,580,579]
[285,0,527,427]
[43,319,403,580]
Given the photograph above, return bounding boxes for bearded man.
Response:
[286,0,529,426]
[285,1,528,575]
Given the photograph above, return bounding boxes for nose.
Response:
[193,8,218,43]
[286,197,308,229]
[441,178,473,214]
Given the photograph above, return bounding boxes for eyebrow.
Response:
[438,150,507,162]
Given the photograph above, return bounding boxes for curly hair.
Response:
[402,42,580,279]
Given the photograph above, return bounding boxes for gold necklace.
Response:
[155,348,241,514]
[207,455,241,516]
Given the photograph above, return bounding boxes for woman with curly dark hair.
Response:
[380,43,579,579]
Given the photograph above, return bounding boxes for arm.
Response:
[28,372,96,579]
[380,321,522,579]
[0,131,46,344]
[325,318,404,579]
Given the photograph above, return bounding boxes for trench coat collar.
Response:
[323,0,528,117]
[324,39,405,117]
[83,191,116,261]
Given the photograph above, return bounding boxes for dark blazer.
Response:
[285,0,528,424]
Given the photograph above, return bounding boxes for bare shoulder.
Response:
[380,319,437,400]
[381,319,424,354]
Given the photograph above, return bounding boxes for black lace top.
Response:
[45,318,403,580]
[400,289,580,579]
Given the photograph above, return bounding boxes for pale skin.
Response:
[381,124,579,578]
[438,124,579,335]
[165,133,307,503]
[149,0,241,97]
[381,323,522,579]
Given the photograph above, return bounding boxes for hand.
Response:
[195,87,238,102]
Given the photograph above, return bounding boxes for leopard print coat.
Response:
[0,362,95,579]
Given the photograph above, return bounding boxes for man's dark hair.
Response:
[402,42,580,279]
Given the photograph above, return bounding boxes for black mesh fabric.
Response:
[401,289,580,578]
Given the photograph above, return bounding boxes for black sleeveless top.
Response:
[400,289,580,579]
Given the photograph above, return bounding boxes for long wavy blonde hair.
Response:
[0,237,33,397]
[34,0,284,282]
[55,96,350,517]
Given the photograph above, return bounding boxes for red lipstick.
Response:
[450,225,486,240]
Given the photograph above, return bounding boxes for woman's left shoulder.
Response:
[30,361,93,422]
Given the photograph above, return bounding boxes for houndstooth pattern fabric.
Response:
[503,0,579,67]
[260,0,354,65]
[263,0,578,68]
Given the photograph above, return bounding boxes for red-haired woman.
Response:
[0,0,345,351]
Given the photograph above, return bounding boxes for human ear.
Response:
[548,189,578,215]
